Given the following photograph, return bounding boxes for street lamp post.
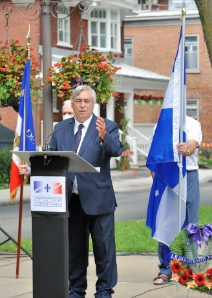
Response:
[41,0,53,143]
[2,0,90,145]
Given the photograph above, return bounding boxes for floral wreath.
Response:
[45,45,121,104]
[170,223,212,293]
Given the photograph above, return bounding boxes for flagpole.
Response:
[16,174,24,279]
[16,24,31,279]
[178,9,186,233]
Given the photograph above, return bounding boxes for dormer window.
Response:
[89,8,120,52]
[57,5,70,46]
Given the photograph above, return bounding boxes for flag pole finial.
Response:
[180,7,186,19]
[26,24,31,59]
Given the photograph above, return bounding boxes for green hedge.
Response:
[0,147,12,186]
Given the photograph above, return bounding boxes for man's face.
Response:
[71,90,94,123]
[62,104,74,120]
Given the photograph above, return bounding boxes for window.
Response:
[186,99,199,120]
[89,8,120,51]
[110,11,118,50]
[185,35,199,73]
[52,89,59,112]
[124,38,133,65]
[169,0,197,10]
[57,5,70,46]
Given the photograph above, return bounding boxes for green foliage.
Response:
[0,148,12,186]
[198,157,212,165]
[170,230,200,271]
[117,107,131,170]
[195,0,212,66]
[170,232,183,256]
[181,228,198,271]
[199,147,212,160]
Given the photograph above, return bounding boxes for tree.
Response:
[195,0,212,66]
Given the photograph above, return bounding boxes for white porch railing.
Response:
[119,125,150,166]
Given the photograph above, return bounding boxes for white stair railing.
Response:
[119,126,150,166]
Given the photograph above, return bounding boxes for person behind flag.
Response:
[145,25,202,285]
[149,116,202,285]
[146,26,187,263]
[62,99,75,120]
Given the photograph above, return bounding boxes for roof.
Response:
[0,123,14,150]
[0,123,14,139]
[115,63,169,82]
[114,62,169,91]
[125,9,199,20]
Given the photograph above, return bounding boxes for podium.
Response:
[14,151,97,298]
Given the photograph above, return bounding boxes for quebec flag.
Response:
[146,27,187,247]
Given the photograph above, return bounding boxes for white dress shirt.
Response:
[186,116,202,171]
[149,116,202,171]
[72,115,93,194]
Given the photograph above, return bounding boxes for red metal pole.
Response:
[16,174,24,279]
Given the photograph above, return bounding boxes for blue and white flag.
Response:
[19,60,36,151]
[10,59,36,202]
[146,27,187,247]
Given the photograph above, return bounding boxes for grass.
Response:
[1,205,212,254]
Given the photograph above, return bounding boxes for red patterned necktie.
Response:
[74,124,84,152]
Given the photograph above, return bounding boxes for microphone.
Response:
[42,120,72,151]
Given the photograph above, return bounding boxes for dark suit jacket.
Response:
[49,114,123,215]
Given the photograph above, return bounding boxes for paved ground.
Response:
[0,168,212,298]
[1,253,212,298]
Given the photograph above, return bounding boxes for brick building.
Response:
[124,3,212,143]
[0,0,143,148]
[1,0,211,154]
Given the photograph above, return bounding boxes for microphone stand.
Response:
[42,120,73,152]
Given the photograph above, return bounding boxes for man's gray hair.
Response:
[70,85,96,104]
[62,99,72,109]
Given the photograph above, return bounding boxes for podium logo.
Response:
[33,181,62,194]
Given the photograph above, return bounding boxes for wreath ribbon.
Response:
[187,223,212,247]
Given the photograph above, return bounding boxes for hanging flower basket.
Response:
[45,45,121,104]
[0,39,40,108]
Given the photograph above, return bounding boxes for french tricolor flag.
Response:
[10,60,36,202]
[146,27,187,247]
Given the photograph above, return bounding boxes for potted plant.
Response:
[45,45,120,104]
[0,39,40,110]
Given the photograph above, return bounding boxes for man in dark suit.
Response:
[49,85,123,298]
